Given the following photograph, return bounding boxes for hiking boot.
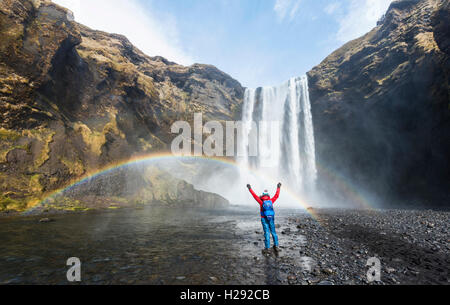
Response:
[262,248,271,256]
[273,246,281,252]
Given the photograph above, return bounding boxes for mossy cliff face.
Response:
[0,0,243,211]
[308,0,450,207]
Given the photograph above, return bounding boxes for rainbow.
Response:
[32,152,375,221]
[316,163,375,210]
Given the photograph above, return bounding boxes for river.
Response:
[0,206,309,285]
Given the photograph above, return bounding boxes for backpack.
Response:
[262,200,275,218]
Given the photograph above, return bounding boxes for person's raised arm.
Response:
[247,184,263,204]
[271,183,282,203]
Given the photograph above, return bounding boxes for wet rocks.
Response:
[247,208,450,285]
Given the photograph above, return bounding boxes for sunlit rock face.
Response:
[0,0,244,210]
[307,0,450,208]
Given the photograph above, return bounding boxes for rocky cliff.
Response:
[0,0,242,210]
[308,0,449,207]
[42,165,230,213]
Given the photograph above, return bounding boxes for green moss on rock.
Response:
[0,128,21,141]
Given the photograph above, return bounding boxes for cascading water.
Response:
[238,75,317,199]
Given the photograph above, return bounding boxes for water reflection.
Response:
[0,207,307,285]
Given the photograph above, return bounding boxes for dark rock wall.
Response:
[308,0,450,208]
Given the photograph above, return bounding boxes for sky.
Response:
[53,0,392,88]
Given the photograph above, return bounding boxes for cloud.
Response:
[324,2,341,15]
[52,0,194,65]
[274,0,302,21]
[334,0,392,43]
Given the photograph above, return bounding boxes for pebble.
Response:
[281,228,291,234]
[386,268,396,274]
[287,275,296,281]
[91,275,103,282]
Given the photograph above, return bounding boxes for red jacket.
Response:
[248,187,280,218]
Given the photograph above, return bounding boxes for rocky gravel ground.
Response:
[234,208,449,285]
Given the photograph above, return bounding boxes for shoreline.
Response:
[2,203,449,219]
[0,207,448,284]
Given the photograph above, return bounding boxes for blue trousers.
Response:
[261,217,279,249]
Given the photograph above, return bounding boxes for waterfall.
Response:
[238,75,317,196]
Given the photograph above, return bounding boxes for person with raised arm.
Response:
[247,183,282,255]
